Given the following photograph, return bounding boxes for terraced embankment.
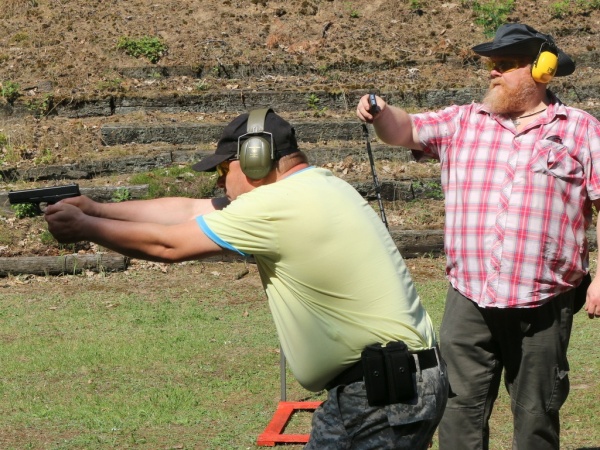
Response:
[1,57,600,274]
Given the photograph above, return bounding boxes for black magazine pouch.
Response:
[361,341,417,407]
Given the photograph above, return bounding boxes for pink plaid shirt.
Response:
[412,92,600,308]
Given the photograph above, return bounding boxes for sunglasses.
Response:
[483,58,528,74]
[216,159,236,177]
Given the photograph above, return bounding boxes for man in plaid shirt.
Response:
[357,23,600,450]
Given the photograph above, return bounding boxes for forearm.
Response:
[93,196,228,224]
[595,215,600,280]
[80,214,222,262]
[584,200,600,318]
[373,104,421,150]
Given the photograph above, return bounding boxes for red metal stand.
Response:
[256,400,323,446]
[257,348,323,446]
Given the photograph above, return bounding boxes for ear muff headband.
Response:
[237,108,275,180]
[532,42,558,83]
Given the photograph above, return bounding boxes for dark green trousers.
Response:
[438,287,574,450]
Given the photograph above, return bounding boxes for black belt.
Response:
[325,347,439,391]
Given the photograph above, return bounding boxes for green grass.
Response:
[116,36,167,64]
[0,259,598,449]
[0,264,290,448]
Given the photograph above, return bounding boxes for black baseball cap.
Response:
[472,23,575,77]
[192,109,299,172]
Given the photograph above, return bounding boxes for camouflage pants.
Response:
[305,356,449,450]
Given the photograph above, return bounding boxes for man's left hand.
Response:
[44,201,86,243]
[584,276,600,319]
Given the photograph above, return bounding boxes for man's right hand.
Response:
[357,94,385,124]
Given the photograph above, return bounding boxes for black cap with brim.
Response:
[192,109,299,172]
[472,23,575,77]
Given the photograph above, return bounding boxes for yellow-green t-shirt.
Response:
[197,167,435,391]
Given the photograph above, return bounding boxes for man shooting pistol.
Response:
[8,184,81,215]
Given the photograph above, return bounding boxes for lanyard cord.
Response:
[362,123,389,229]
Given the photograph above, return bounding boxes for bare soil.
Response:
[1,0,598,99]
[0,0,598,175]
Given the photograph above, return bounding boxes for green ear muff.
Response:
[237,108,274,180]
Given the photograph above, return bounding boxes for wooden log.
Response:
[388,227,597,258]
[389,229,445,259]
[0,254,129,277]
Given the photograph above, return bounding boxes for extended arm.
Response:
[44,202,223,263]
[57,195,229,224]
[356,94,423,150]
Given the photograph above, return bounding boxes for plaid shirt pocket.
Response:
[529,139,584,183]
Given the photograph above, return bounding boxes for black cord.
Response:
[362,124,389,229]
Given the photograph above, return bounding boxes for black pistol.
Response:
[368,93,380,115]
[8,184,81,214]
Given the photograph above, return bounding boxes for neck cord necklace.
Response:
[511,108,547,126]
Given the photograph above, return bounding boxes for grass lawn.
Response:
[0,257,598,449]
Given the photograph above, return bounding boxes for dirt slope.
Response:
[1,0,599,96]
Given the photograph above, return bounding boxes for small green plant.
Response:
[39,230,56,245]
[0,132,9,165]
[573,0,600,13]
[41,94,53,111]
[409,0,423,10]
[0,142,21,165]
[25,93,53,117]
[111,187,132,203]
[307,93,321,109]
[307,93,328,117]
[116,36,167,64]
[344,2,360,18]
[472,0,515,37]
[550,0,571,18]
[12,32,29,43]
[1,81,21,104]
[11,203,39,219]
[195,79,210,91]
[34,148,54,165]
[423,180,444,200]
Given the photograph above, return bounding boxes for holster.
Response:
[361,341,417,407]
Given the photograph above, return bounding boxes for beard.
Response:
[482,74,539,116]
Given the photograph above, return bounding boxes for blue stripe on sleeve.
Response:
[196,216,247,257]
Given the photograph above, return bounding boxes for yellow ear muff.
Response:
[532,50,558,83]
